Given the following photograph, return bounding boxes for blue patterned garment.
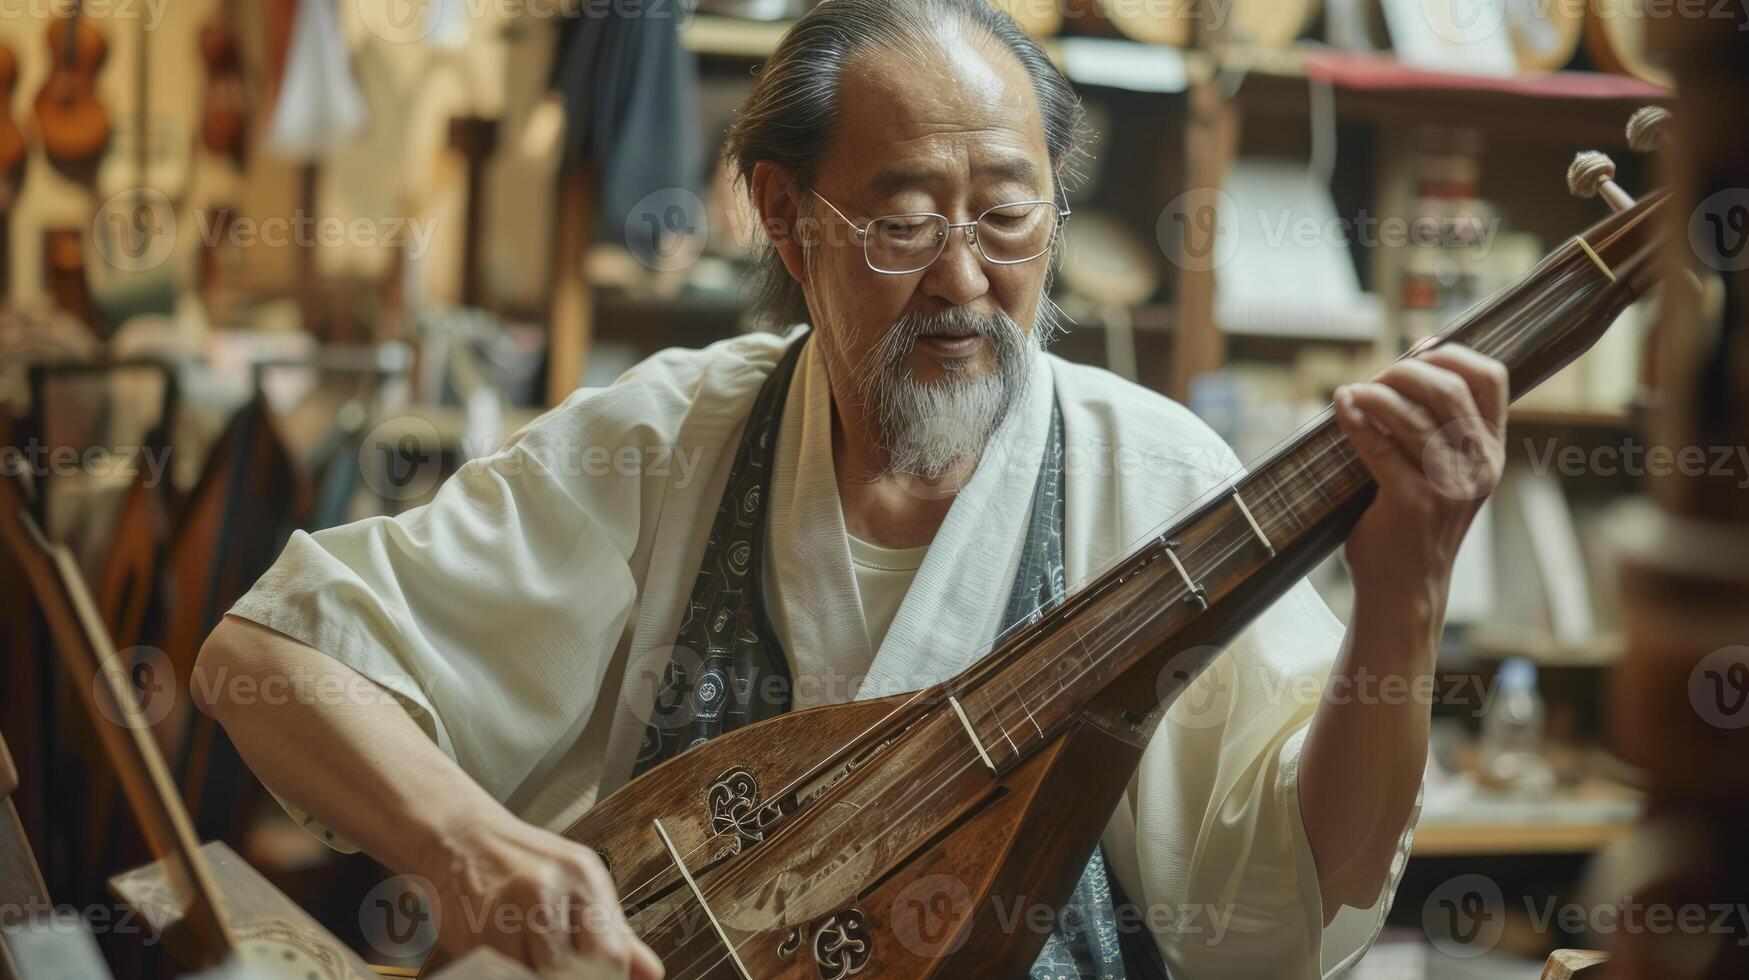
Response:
[999,400,1129,980]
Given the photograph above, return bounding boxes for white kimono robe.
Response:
[230,328,1417,977]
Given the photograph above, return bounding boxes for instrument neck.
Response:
[939,196,1666,775]
[60,1,81,66]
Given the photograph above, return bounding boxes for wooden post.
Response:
[546,164,594,407]
[448,116,500,310]
[1169,71,1240,403]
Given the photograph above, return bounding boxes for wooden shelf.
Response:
[1413,776,1641,856]
[1412,818,1631,857]
[683,16,1668,145]
[684,13,1072,66]
[1467,625,1626,668]
[1225,49,1672,146]
[1509,406,1635,429]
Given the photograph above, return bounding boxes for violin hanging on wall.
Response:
[33,0,110,167]
[199,8,249,165]
[0,43,24,182]
[0,41,24,298]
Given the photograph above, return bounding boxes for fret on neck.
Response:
[950,414,1372,774]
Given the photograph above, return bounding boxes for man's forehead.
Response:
[827,32,1049,197]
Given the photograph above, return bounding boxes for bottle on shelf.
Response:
[1479,657,1556,794]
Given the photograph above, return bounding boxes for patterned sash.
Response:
[634,329,1130,978]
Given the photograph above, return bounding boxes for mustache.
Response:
[868,308,1023,368]
[854,309,1016,410]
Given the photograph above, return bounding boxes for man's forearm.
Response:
[194,615,507,876]
[1299,581,1440,923]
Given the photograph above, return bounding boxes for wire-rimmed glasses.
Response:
[810,189,1071,275]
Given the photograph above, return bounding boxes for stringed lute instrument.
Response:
[559,192,1669,978]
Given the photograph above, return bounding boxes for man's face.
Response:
[800,29,1056,476]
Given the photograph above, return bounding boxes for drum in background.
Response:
[1509,0,1585,72]
[1225,0,1321,49]
[1585,0,1673,87]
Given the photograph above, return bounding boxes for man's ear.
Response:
[751,161,808,284]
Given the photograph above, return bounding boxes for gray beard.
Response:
[853,307,1042,481]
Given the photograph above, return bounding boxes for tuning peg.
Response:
[1626,106,1673,154]
[1576,132,1703,296]
[1568,151,1637,213]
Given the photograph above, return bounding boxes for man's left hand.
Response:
[1332,345,1510,618]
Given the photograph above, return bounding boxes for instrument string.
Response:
[978,248,1593,741]
[662,407,1410,979]
[660,251,1610,980]
[649,243,1618,976]
[656,247,1611,979]
[662,420,1366,980]
[618,245,1595,915]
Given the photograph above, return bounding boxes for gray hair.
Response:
[723,0,1091,330]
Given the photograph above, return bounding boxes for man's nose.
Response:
[920,225,990,307]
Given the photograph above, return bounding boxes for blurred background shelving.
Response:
[0,0,1706,975]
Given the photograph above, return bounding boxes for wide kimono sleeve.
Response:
[225,353,706,852]
[1108,577,1420,978]
[1056,358,1419,978]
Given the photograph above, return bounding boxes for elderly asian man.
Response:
[196,1,1508,976]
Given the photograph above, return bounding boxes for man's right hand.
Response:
[194,619,663,978]
[425,814,664,978]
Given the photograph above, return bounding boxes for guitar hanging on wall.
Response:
[33,0,110,169]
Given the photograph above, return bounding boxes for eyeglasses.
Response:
[809,188,1071,275]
